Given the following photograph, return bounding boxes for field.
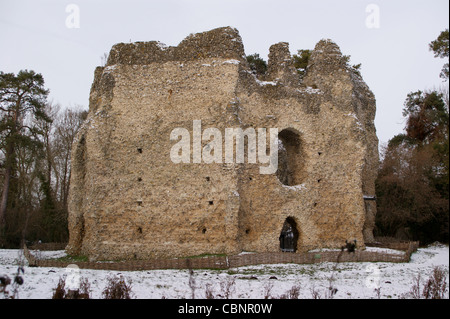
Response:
[1,243,448,299]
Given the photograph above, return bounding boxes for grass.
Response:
[226,264,318,277]
[181,253,227,259]
[55,254,89,263]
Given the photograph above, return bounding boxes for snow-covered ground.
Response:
[1,243,448,299]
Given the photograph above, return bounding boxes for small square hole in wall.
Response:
[245,228,250,234]
[208,201,214,205]
[138,177,142,182]
[137,200,143,206]
[206,176,210,181]
[202,228,207,234]
[137,148,143,153]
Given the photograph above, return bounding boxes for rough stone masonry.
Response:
[66,27,379,261]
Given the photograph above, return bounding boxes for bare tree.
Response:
[53,106,87,209]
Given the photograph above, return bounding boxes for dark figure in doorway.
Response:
[341,239,357,253]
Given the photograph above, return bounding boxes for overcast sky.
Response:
[0,0,448,145]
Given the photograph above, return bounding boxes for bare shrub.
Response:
[204,283,215,299]
[77,278,91,299]
[310,284,321,299]
[374,287,382,299]
[422,266,448,299]
[202,276,236,299]
[263,281,274,299]
[1,275,12,299]
[309,283,337,299]
[52,276,90,299]
[404,266,448,299]
[1,252,26,299]
[188,268,196,299]
[52,276,66,299]
[219,276,236,299]
[279,284,301,299]
[102,275,134,299]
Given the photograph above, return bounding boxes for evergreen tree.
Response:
[429,29,449,80]
[293,49,361,78]
[376,90,449,243]
[376,30,450,244]
[293,49,311,78]
[0,70,50,245]
[246,53,267,76]
[403,90,448,143]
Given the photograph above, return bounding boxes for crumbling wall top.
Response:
[106,26,245,66]
[306,39,347,74]
[267,42,299,86]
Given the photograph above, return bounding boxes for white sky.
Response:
[0,0,448,145]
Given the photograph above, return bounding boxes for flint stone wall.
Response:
[67,27,378,261]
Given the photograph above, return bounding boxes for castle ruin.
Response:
[67,27,379,261]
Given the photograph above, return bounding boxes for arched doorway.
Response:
[279,217,299,252]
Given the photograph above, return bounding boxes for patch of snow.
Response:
[1,244,448,299]
[297,87,323,95]
[238,251,256,255]
[103,65,117,73]
[364,247,405,256]
[229,97,240,105]
[278,139,286,151]
[255,78,277,86]
[243,70,277,87]
[222,59,240,65]
[282,183,307,191]
[34,250,68,260]
[156,41,168,51]
[346,112,364,131]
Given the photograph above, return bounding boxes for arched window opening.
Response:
[276,129,304,186]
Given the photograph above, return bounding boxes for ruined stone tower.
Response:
[67,27,379,261]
